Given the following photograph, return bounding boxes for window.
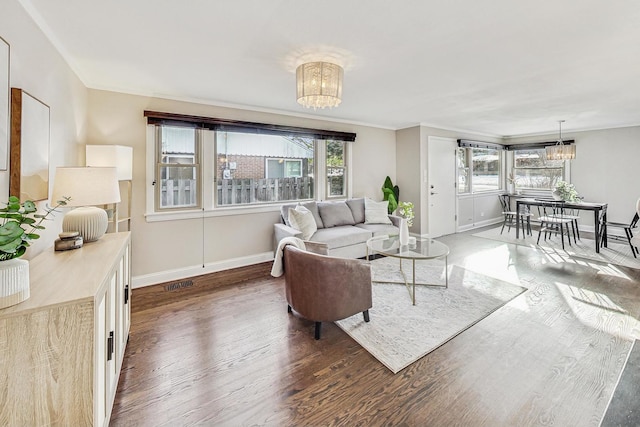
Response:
[457,146,502,194]
[156,126,200,210]
[513,149,564,190]
[326,140,347,198]
[215,132,315,206]
[146,111,356,215]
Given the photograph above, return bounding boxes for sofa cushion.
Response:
[346,198,366,224]
[364,198,392,224]
[311,226,371,249]
[318,201,356,228]
[288,206,318,240]
[280,201,324,229]
[356,223,400,237]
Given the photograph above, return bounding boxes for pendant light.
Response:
[545,120,576,160]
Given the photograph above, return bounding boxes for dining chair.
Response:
[537,201,574,249]
[603,198,640,258]
[498,194,532,235]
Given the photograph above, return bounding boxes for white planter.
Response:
[399,218,410,245]
[0,258,30,309]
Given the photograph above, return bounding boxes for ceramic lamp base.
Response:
[0,258,30,309]
[63,206,108,242]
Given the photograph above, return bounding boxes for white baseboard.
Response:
[132,251,274,289]
[457,217,503,233]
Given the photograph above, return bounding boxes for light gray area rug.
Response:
[335,256,527,373]
[473,226,640,270]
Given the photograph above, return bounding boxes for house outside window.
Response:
[512,148,564,190]
[215,132,315,206]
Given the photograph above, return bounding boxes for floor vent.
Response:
[164,280,194,292]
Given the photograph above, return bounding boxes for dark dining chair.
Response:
[499,195,532,235]
[602,198,640,258]
[537,201,574,250]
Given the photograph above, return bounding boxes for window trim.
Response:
[509,147,570,193]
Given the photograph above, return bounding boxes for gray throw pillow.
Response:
[317,201,356,228]
[346,198,366,224]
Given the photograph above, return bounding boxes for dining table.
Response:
[513,197,608,253]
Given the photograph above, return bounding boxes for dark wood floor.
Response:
[110,227,640,426]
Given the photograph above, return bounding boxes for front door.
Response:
[427,136,457,237]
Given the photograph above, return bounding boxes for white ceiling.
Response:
[20,0,640,137]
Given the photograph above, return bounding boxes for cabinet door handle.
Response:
[107,331,114,361]
[124,285,129,304]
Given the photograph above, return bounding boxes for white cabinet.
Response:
[0,232,131,426]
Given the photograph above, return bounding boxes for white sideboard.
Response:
[0,232,131,426]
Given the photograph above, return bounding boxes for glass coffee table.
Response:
[366,235,449,305]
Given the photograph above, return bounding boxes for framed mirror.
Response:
[10,88,50,201]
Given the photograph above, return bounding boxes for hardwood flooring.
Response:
[110,228,640,426]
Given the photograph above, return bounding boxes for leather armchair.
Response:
[283,245,372,339]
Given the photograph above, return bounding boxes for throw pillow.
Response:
[364,198,392,224]
[317,201,356,228]
[288,205,318,240]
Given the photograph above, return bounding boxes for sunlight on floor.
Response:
[537,247,633,280]
[460,244,522,285]
[556,282,640,340]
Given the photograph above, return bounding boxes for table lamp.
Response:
[51,167,121,242]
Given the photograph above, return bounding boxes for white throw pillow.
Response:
[364,198,392,224]
[288,205,318,240]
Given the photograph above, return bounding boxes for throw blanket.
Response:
[271,237,306,277]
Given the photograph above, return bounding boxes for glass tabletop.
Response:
[367,235,449,260]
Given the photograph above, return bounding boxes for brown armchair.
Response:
[283,244,372,339]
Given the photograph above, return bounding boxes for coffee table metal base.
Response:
[371,257,448,306]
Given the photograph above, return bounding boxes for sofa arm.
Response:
[274,223,302,252]
[388,214,403,228]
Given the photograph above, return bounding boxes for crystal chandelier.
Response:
[545,120,576,160]
[296,62,343,109]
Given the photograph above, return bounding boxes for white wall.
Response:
[506,126,640,225]
[1,0,88,258]
[86,89,396,285]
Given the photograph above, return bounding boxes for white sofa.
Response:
[274,198,401,258]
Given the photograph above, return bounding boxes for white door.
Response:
[427,136,457,237]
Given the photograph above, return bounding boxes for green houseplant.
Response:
[0,196,68,309]
[0,196,68,261]
[382,176,399,214]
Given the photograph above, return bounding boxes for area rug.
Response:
[335,257,527,373]
[473,226,640,270]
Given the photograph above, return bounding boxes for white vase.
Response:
[0,258,30,309]
[399,218,409,245]
[552,189,563,201]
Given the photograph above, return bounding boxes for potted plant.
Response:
[0,196,67,309]
[552,180,580,202]
[381,176,399,214]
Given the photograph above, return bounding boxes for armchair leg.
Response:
[314,322,322,340]
[363,310,370,322]
[287,305,292,313]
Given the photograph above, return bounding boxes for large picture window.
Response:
[146,111,355,215]
[513,148,564,190]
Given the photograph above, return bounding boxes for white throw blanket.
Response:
[271,237,306,277]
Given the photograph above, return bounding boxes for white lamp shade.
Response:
[86,145,133,180]
[51,167,121,207]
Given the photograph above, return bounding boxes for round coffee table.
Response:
[366,235,450,305]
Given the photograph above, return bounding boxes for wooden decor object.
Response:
[9,88,50,202]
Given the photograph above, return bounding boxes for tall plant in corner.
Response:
[382,176,399,214]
